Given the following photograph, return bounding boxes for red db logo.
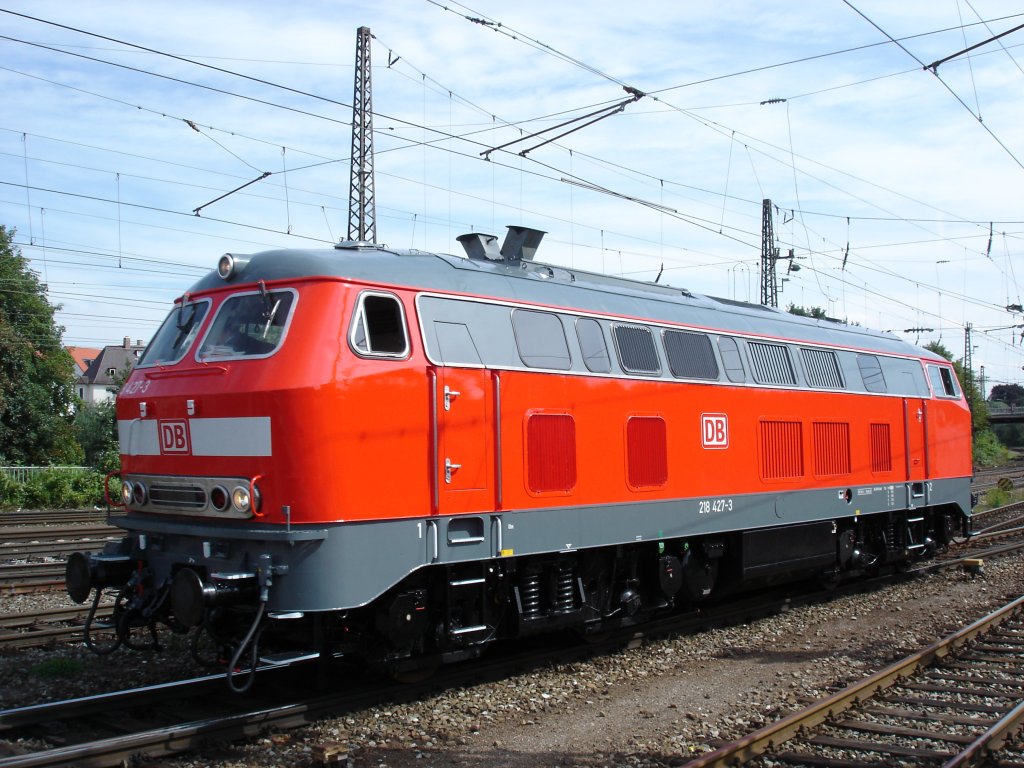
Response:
[158,419,191,454]
[701,413,728,449]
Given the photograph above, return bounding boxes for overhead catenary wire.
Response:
[4,3,1019,370]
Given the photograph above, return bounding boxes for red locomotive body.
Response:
[68,227,972,686]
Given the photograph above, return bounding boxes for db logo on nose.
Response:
[158,419,191,454]
[701,413,729,449]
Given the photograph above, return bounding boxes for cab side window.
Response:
[350,292,409,357]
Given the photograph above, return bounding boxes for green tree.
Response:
[73,400,118,468]
[0,225,81,465]
[786,304,828,319]
[990,383,1024,407]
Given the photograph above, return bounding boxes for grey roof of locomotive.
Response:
[187,243,942,363]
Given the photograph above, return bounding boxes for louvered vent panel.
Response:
[626,416,668,489]
[527,413,577,493]
[760,420,804,479]
[813,421,851,476]
[748,342,796,385]
[870,423,893,473]
[613,325,660,374]
[801,348,844,389]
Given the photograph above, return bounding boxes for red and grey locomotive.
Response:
[66,225,973,687]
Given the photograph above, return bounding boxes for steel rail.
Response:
[0,526,121,543]
[681,595,1024,767]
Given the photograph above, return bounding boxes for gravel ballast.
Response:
[1,551,1021,768]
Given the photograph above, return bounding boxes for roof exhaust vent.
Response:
[456,232,502,261]
[457,226,547,262]
[500,225,545,262]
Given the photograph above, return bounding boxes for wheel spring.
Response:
[521,572,542,619]
[551,562,575,614]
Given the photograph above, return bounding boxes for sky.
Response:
[2,1,1024,393]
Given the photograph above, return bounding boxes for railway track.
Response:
[0,510,108,527]
[0,605,112,649]
[0,523,121,594]
[0,525,121,546]
[685,594,1024,767]
[4,547,1024,767]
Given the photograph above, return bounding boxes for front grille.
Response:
[148,483,207,510]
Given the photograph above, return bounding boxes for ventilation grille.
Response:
[748,342,796,386]
[870,423,893,473]
[613,325,660,374]
[526,413,577,493]
[813,422,851,476]
[760,420,804,480]
[626,416,668,489]
[802,348,844,389]
[148,482,207,510]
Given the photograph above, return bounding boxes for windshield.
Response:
[197,288,296,360]
[136,298,211,367]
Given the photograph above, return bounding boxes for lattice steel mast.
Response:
[348,26,376,243]
[760,198,779,307]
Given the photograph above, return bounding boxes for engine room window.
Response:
[857,354,887,393]
[718,337,746,383]
[663,330,719,380]
[198,288,296,360]
[928,365,961,398]
[801,347,844,389]
[575,317,611,373]
[350,292,409,357]
[748,342,796,386]
[512,309,571,370]
[613,325,660,375]
[137,298,211,367]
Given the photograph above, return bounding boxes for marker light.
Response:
[121,480,133,506]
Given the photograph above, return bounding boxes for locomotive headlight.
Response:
[131,481,148,506]
[231,485,251,513]
[120,480,133,506]
[217,253,250,280]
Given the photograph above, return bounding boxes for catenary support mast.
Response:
[348,26,377,243]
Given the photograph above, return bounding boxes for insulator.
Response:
[520,572,542,619]
[551,562,575,614]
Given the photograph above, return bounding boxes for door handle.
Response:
[445,458,461,483]
[444,385,460,411]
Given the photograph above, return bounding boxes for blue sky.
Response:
[2,1,1023,390]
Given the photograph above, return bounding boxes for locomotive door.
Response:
[903,398,928,507]
[436,366,492,515]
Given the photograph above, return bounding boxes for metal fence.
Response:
[0,466,92,483]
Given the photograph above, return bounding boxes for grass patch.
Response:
[30,657,85,679]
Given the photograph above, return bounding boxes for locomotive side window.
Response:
[663,330,719,380]
[857,354,887,393]
[801,347,844,389]
[613,325,661,375]
[512,309,571,370]
[575,317,611,373]
[927,364,961,398]
[718,337,746,383]
[747,342,796,386]
[350,292,409,358]
[198,288,296,360]
[137,298,211,367]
